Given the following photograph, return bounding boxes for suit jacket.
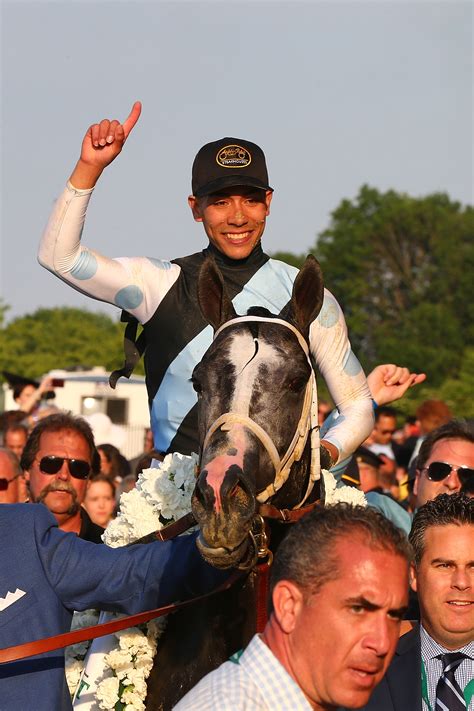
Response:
[340,625,422,711]
[0,504,227,711]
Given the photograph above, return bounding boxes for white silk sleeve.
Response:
[309,288,374,463]
[38,183,180,324]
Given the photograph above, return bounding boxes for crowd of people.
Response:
[0,402,472,710]
[0,384,157,536]
[1,103,472,710]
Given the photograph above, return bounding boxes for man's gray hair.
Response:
[269,503,412,606]
[409,493,473,566]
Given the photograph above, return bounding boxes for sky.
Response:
[1,0,472,323]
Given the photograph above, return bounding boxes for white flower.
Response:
[122,686,147,710]
[105,648,135,679]
[322,469,367,507]
[67,639,90,658]
[92,453,197,709]
[137,453,197,518]
[65,658,83,695]
[71,610,100,630]
[96,676,120,709]
[121,671,148,692]
[103,490,162,547]
[102,516,133,548]
[121,489,162,538]
[147,617,167,645]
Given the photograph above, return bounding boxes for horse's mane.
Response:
[246,306,277,319]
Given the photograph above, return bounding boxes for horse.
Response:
[145,254,325,709]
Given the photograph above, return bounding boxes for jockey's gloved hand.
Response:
[320,444,334,471]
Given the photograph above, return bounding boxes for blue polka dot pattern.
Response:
[318,296,339,328]
[70,250,98,280]
[343,350,362,376]
[146,258,172,270]
[115,285,144,310]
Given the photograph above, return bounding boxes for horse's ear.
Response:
[281,255,324,337]
[198,257,237,331]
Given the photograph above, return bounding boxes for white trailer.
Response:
[2,367,150,459]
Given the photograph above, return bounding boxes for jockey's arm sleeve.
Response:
[309,289,373,464]
[38,182,180,324]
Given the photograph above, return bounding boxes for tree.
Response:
[0,307,142,379]
[314,186,474,386]
[0,301,8,328]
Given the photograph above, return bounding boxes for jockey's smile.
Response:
[188,187,273,260]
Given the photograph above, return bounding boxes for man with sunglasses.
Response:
[0,448,23,504]
[413,420,474,510]
[20,413,105,542]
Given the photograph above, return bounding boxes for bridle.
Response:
[202,315,321,509]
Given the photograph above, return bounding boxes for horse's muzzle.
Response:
[192,463,256,569]
[195,533,253,570]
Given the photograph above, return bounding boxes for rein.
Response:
[207,315,321,508]
[0,569,245,665]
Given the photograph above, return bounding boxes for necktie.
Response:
[435,652,467,711]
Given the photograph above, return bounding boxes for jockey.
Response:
[38,102,373,468]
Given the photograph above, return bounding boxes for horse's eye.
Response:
[288,377,307,392]
[191,378,202,395]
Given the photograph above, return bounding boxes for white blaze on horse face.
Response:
[203,331,282,513]
[228,331,280,414]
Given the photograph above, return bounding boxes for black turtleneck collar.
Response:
[203,241,269,270]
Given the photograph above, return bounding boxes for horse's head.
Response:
[192,255,324,569]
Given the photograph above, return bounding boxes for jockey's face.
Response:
[188,187,273,260]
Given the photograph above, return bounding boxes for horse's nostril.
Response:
[194,471,214,508]
[220,464,241,500]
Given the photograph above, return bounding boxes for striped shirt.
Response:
[420,625,474,711]
[173,633,312,710]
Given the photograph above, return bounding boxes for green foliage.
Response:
[0,300,9,328]
[314,186,474,392]
[386,349,474,422]
[0,307,144,380]
[424,347,474,419]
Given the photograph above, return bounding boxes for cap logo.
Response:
[216,144,251,169]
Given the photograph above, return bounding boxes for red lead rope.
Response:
[255,561,271,633]
[0,570,245,665]
[0,506,285,664]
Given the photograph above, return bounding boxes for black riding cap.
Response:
[192,137,273,197]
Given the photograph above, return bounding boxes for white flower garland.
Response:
[67,459,365,709]
[68,452,198,710]
[322,469,367,507]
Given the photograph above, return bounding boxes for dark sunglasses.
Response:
[421,461,474,485]
[37,456,91,480]
[0,473,21,491]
